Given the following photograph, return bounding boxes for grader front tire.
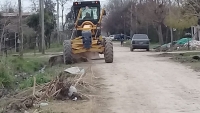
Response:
[104,39,113,63]
[63,40,73,64]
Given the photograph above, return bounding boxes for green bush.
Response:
[10,57,43,74]
[0,64,13,88]
[0,56,48,89]
[19,73,51,89]
[123,40,131,47]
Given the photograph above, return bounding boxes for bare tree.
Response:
[0,1,17,13]
[0,18,10,55]
[0,1,16,55]
[59,0,70,31]
[30,0,39,12]
[183,0,200,17]
[103,0,173,44]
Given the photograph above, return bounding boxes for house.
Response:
[191,25,200,40]
[0,12,36,52]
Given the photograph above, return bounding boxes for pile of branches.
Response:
[35,72,81,100]
[1,68,91,113]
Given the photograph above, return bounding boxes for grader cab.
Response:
[63,1,113,64]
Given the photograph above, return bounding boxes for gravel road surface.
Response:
[93,43,200,113]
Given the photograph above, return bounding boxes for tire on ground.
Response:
[104,39,113,63]
[146,47,150,51]
[130,46,134,52]
[63,40,73,64]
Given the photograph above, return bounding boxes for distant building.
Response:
[191,26,200,40]
[0,12,35,33]
[1,12,35,17]
[0,12,36,52]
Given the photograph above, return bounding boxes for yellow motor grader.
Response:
[63,1,113,64]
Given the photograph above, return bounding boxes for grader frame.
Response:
[63,1,113,64]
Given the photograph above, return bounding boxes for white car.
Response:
[108,35,114,40]
[102,36,112,41]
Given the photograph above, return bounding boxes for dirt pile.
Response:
[49,54,88,66]
[48,52,100,66]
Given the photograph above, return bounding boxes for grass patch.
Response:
[19,73,51,89]
[46,43,63,52]
[11,57,44,73]
[123,40,131,47]
[0,64,14,88]
[157,52,200,71]
[0,56,48,89]
[19,64,68,89]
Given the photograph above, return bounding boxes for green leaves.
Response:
[27,13,40,31]
[165,7,198,29]
[26,0,56,35]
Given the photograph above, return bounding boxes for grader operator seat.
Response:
[63,1,113,64]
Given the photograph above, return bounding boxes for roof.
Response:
[73,1,100,6]
[1,12,36,17]
[0,12,35,33]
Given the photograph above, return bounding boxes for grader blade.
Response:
[78,52,100,60]
[85,52,100,60]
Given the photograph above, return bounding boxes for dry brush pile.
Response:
[1,65,96,113]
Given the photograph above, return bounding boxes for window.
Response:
[132,34,148,39]
[78,6,98,20]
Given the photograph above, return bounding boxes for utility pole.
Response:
[121,0,125,35]
[18,0,23,57]
[57,0,60,44]
[169,0,173,46]
[135,2,137,34]
[130,0,133,37]
[40,0,45,54]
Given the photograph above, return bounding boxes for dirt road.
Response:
[93,43,200,113]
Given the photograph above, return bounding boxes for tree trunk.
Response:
[0,27,5,54]
[45,36,48,49]
[157,24,164,45]
[38,34,42,52]
[165,27,169,43]
[48,36,51,48]
[62,5,64,31]
[18,0,23,57]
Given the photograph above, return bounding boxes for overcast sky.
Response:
[0,0,107,23]
[0,0,107,12]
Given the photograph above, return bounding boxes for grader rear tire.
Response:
[63,40,73,64]
[104,39,113,63]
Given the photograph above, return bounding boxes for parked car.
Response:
[113,34,121,40]
[125,35,131,40]
[103,36,113,41]
[130,34,150,51]
[112,34,130,40]
[108,35,115,40]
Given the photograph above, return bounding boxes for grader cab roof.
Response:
[73,1,100,6]
[71,1,101,26]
